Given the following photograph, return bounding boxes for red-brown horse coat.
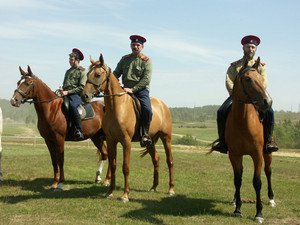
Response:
[11,66,110,189]
[225,59,275,222]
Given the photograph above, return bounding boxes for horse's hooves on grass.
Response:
[105,193,113,199]
[233,212,242,217]
[120,196,129,203]
[269,199,276,208]
[95,179,102,184]
[103,180,110,187]
[255,216,264,224]
[168,190,175,196]
[149,188,156,192]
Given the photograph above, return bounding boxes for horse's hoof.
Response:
[233,211,242,217]
[105,193,113,199]
[50,184,58,190]
[95,179,102,184]
[149,188,156,192]
[168,190,175,196]
[103,180,110,187]
[255,216,264,224]
[269,199,276,208]
[120,196,129,203]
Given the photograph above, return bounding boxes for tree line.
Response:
[1,99,300,149]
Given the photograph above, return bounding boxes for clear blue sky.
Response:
[1,0,299,111]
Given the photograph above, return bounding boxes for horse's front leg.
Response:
[106,141,117,199]
[121,138,131,203]
[263,153,276,207]
[229,155,243,217]
[253,158,264,223]
[45,139,65,190]
[45,139,60,189]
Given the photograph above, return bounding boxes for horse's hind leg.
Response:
[147,140,160,192]
[264,153,276,207]
[161,134,175,196]
[229,155,243,217]
[91,136,110,185]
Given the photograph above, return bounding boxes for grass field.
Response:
[0,141,299,225]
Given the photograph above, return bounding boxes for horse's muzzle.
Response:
[10,97,21,107]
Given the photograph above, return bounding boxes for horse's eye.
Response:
[95,74,101,78]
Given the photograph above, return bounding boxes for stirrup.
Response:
[74,130,84,140]
[140,135,152,147]
[212,141,228,154]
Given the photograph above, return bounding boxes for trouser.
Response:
[263,107,275,145]
[216,97,232,143]
[134,89,153,136]
[217,96,275,146]
[67,94,83,131]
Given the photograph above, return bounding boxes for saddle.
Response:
[63,96,94,120]
[127,93,144,141]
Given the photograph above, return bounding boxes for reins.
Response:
[87,64,127,98]
[15,79,61,104]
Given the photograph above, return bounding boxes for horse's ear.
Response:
[27,65,33,75]
[253,57,260,70]
[99,53,104,65]
[90,55,96,65]
[19,66,27,76]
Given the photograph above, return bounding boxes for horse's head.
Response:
[233,57,272,112]
[10,66,36,107]
[82,54,111,103]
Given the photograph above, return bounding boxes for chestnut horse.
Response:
[223,58,275,223]
[10,66,110,190]
[82,54,174,202]
[0,107,3,182]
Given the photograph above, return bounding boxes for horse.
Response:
[10,66,110,190]
[82,54,174,202]
[0,107,3,182]
[219,58,275,223]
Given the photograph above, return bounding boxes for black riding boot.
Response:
[140,123,152,147]
[264,122,279,154]
[212,120,228,154]
[73,112,84,140]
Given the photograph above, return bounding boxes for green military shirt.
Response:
[226,57,267,95]
[113,53,152,93]
[62,66,87,95]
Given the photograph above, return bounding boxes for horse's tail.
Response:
[140,148,149,158]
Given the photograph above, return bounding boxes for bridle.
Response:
[237,67,263,106]
[14,76,60,104]
[86,64,126,97]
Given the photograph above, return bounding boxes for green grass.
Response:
[0,143,299,225]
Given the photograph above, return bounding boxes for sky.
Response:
[0,0,299,112]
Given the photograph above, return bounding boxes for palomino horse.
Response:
[82,54,174,202]
[0,107,3,182]
[224,58,275,223]
[10,66,110,189]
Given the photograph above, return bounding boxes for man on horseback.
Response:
[113,35,153,147]
[212,35,279,154]
[59,48,87,140]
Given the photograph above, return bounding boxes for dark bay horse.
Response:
[10,66,110,189]
[222,58,275,223]
[82,54,174,202]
